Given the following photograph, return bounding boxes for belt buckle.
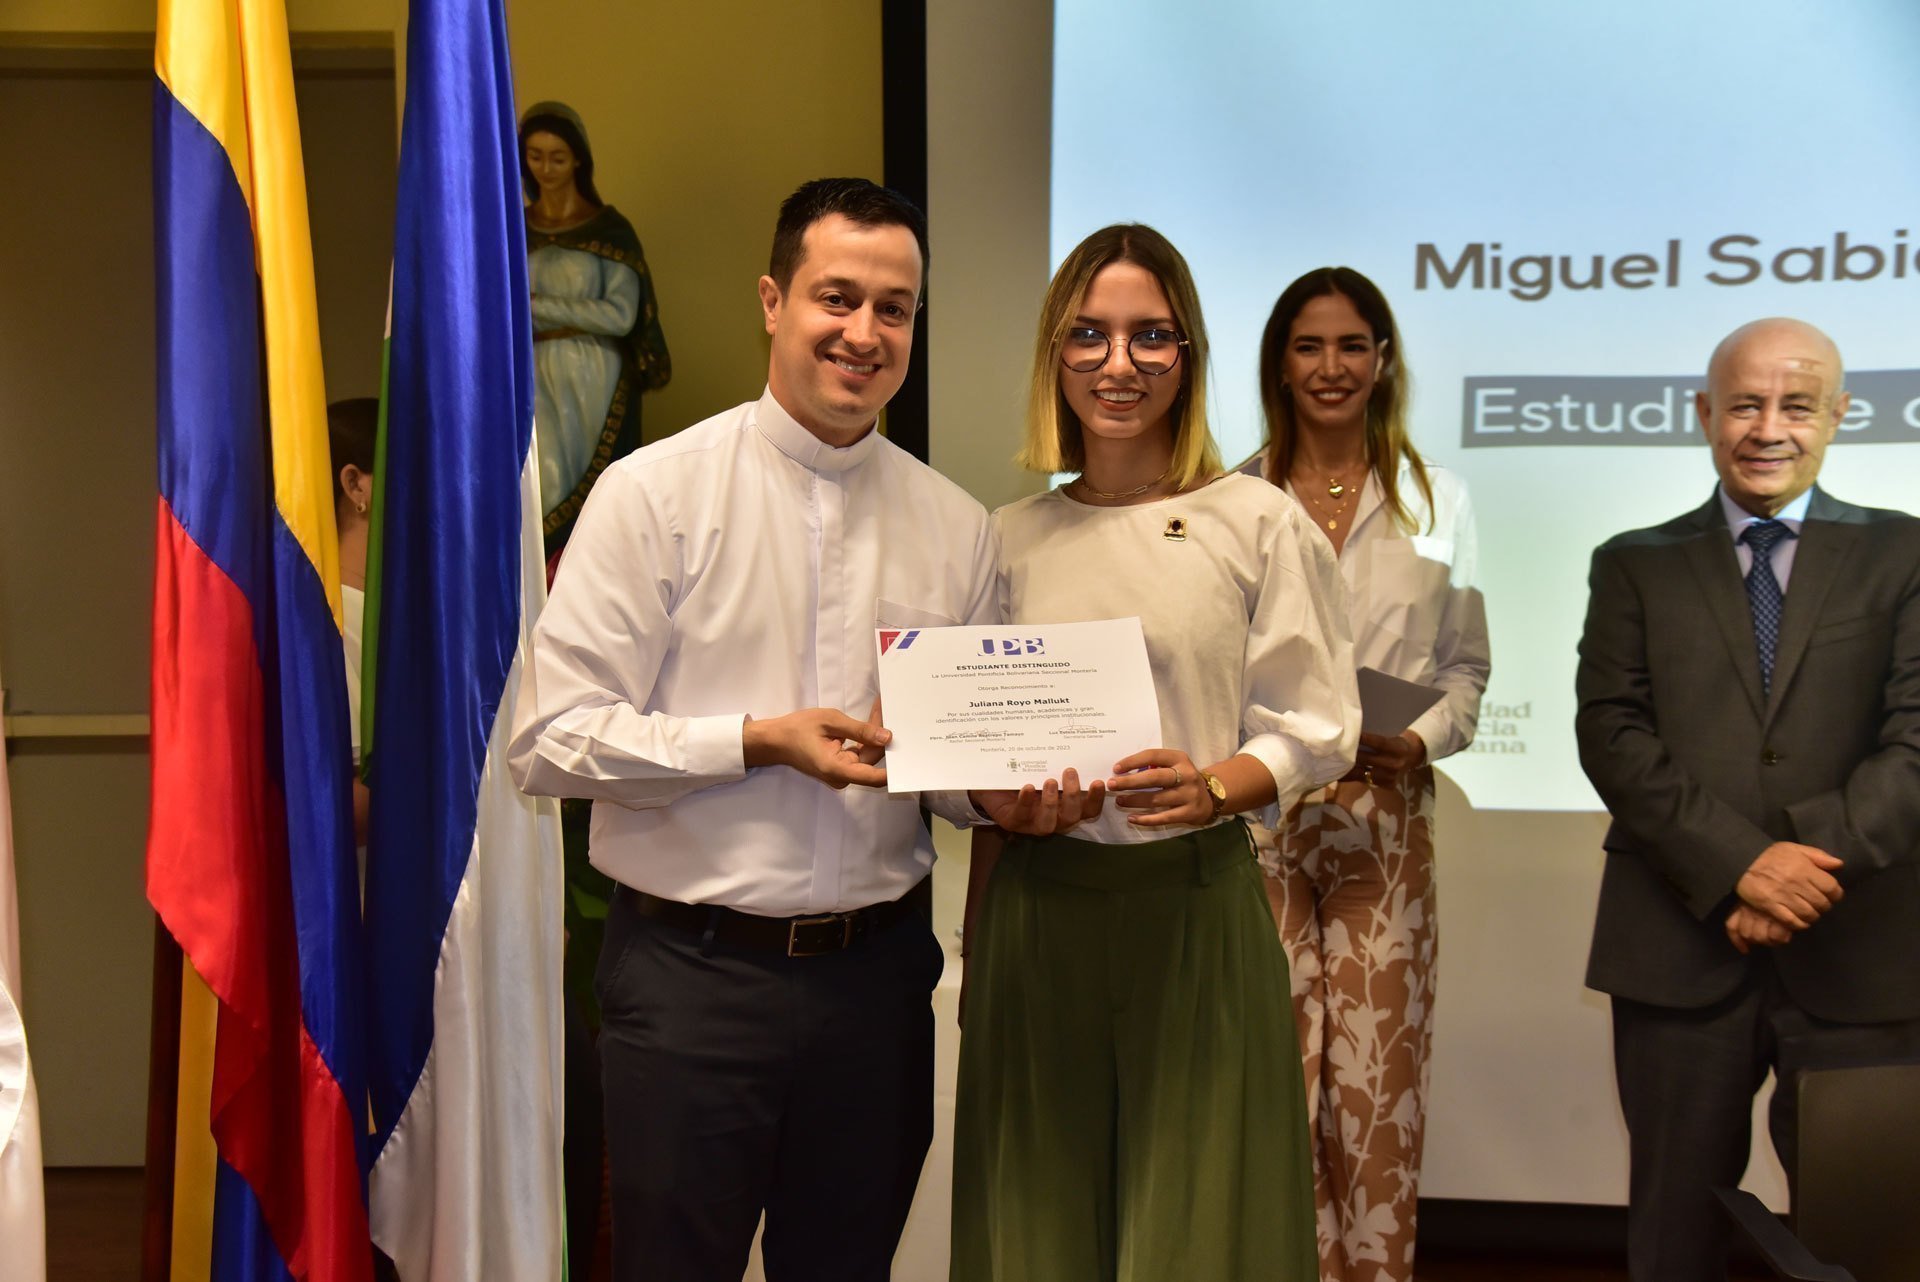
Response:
[787,912,854,958]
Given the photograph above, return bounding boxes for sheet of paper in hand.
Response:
[875,617,1162,793]
[1357,665,1446,736]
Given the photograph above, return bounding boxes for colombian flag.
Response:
[149,1,370,1278]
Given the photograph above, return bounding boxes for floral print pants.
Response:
[1256,766,1437,1282]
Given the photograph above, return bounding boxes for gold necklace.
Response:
[1318,462,1367,499]
[1298,489,1355,531]
[1075,469,1169,502]
[1294,469,1366,531]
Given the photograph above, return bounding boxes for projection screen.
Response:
[927,0,1918,1209]
[1051,0,1920,813]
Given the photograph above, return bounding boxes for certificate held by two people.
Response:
[875,618,1159,792]
[873,617,1445,794]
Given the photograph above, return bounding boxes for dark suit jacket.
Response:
[1575,487,1920,1023]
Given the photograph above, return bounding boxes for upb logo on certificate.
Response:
[874,617,1163,793]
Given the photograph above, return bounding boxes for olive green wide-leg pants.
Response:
[951,822,1317,1282]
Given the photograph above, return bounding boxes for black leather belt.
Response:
[624,877,930,958]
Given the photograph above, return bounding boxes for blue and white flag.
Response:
[362,0,565,1275]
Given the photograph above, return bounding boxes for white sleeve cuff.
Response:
[1239,731,1323,820]
[692,713,751,781]
[1406,703,1458,764]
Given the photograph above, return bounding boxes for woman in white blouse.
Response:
[1249,266,1491,1282]
[949,225,1359,1282]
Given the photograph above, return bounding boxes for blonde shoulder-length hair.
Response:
[1258,265,1435,533]
[1016,224,1222,489]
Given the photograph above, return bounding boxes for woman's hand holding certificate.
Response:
[874,617,1162,795]
[969,769,1108,835]
[1106,748,1210,827]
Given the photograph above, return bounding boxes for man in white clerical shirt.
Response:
[510,179,1085,1282]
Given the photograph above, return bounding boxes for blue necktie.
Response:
[1741,519,1792,694]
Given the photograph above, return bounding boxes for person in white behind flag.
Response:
[0,653,47,1282]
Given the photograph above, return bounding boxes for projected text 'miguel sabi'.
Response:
[1415,231,1920,303]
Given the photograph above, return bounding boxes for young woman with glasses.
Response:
[949,224,1360,1281]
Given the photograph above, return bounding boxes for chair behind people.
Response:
[1796,1062,1920,1282]
[1715,1062,1920,1282]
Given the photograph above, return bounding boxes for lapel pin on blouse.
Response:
[1163,516,1188,542]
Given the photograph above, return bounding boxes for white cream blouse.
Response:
[1284,460,1490,762]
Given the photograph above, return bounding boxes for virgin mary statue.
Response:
[520,100,670,554]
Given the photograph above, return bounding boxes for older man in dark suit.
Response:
[1575,318,1920,1282]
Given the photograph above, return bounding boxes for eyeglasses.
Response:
[1060,326,1188,375]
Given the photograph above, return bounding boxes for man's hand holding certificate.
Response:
[874,617,1162,792]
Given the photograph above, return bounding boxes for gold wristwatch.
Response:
[1201,770,1229,818]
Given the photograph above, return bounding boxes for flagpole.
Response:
[138,924,182,1282]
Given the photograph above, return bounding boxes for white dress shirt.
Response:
[994,474,1360,841]
[1719,484,1811,590]
[1287,461,1490,763]
[508,389,999,915]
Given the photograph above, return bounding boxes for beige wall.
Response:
[0,64,160,1166]
[504,0,883,440]
[18,0,888,441]
[2,0,403,35]
[926,0,1050,511]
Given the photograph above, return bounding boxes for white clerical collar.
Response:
[1718,484,1812,538]
[754,386,879,475]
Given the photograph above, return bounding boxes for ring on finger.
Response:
[1171,768,1183,788]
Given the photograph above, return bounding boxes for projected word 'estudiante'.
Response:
[1458,370,1920,447]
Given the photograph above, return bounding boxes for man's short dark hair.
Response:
[767,178,929,296]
